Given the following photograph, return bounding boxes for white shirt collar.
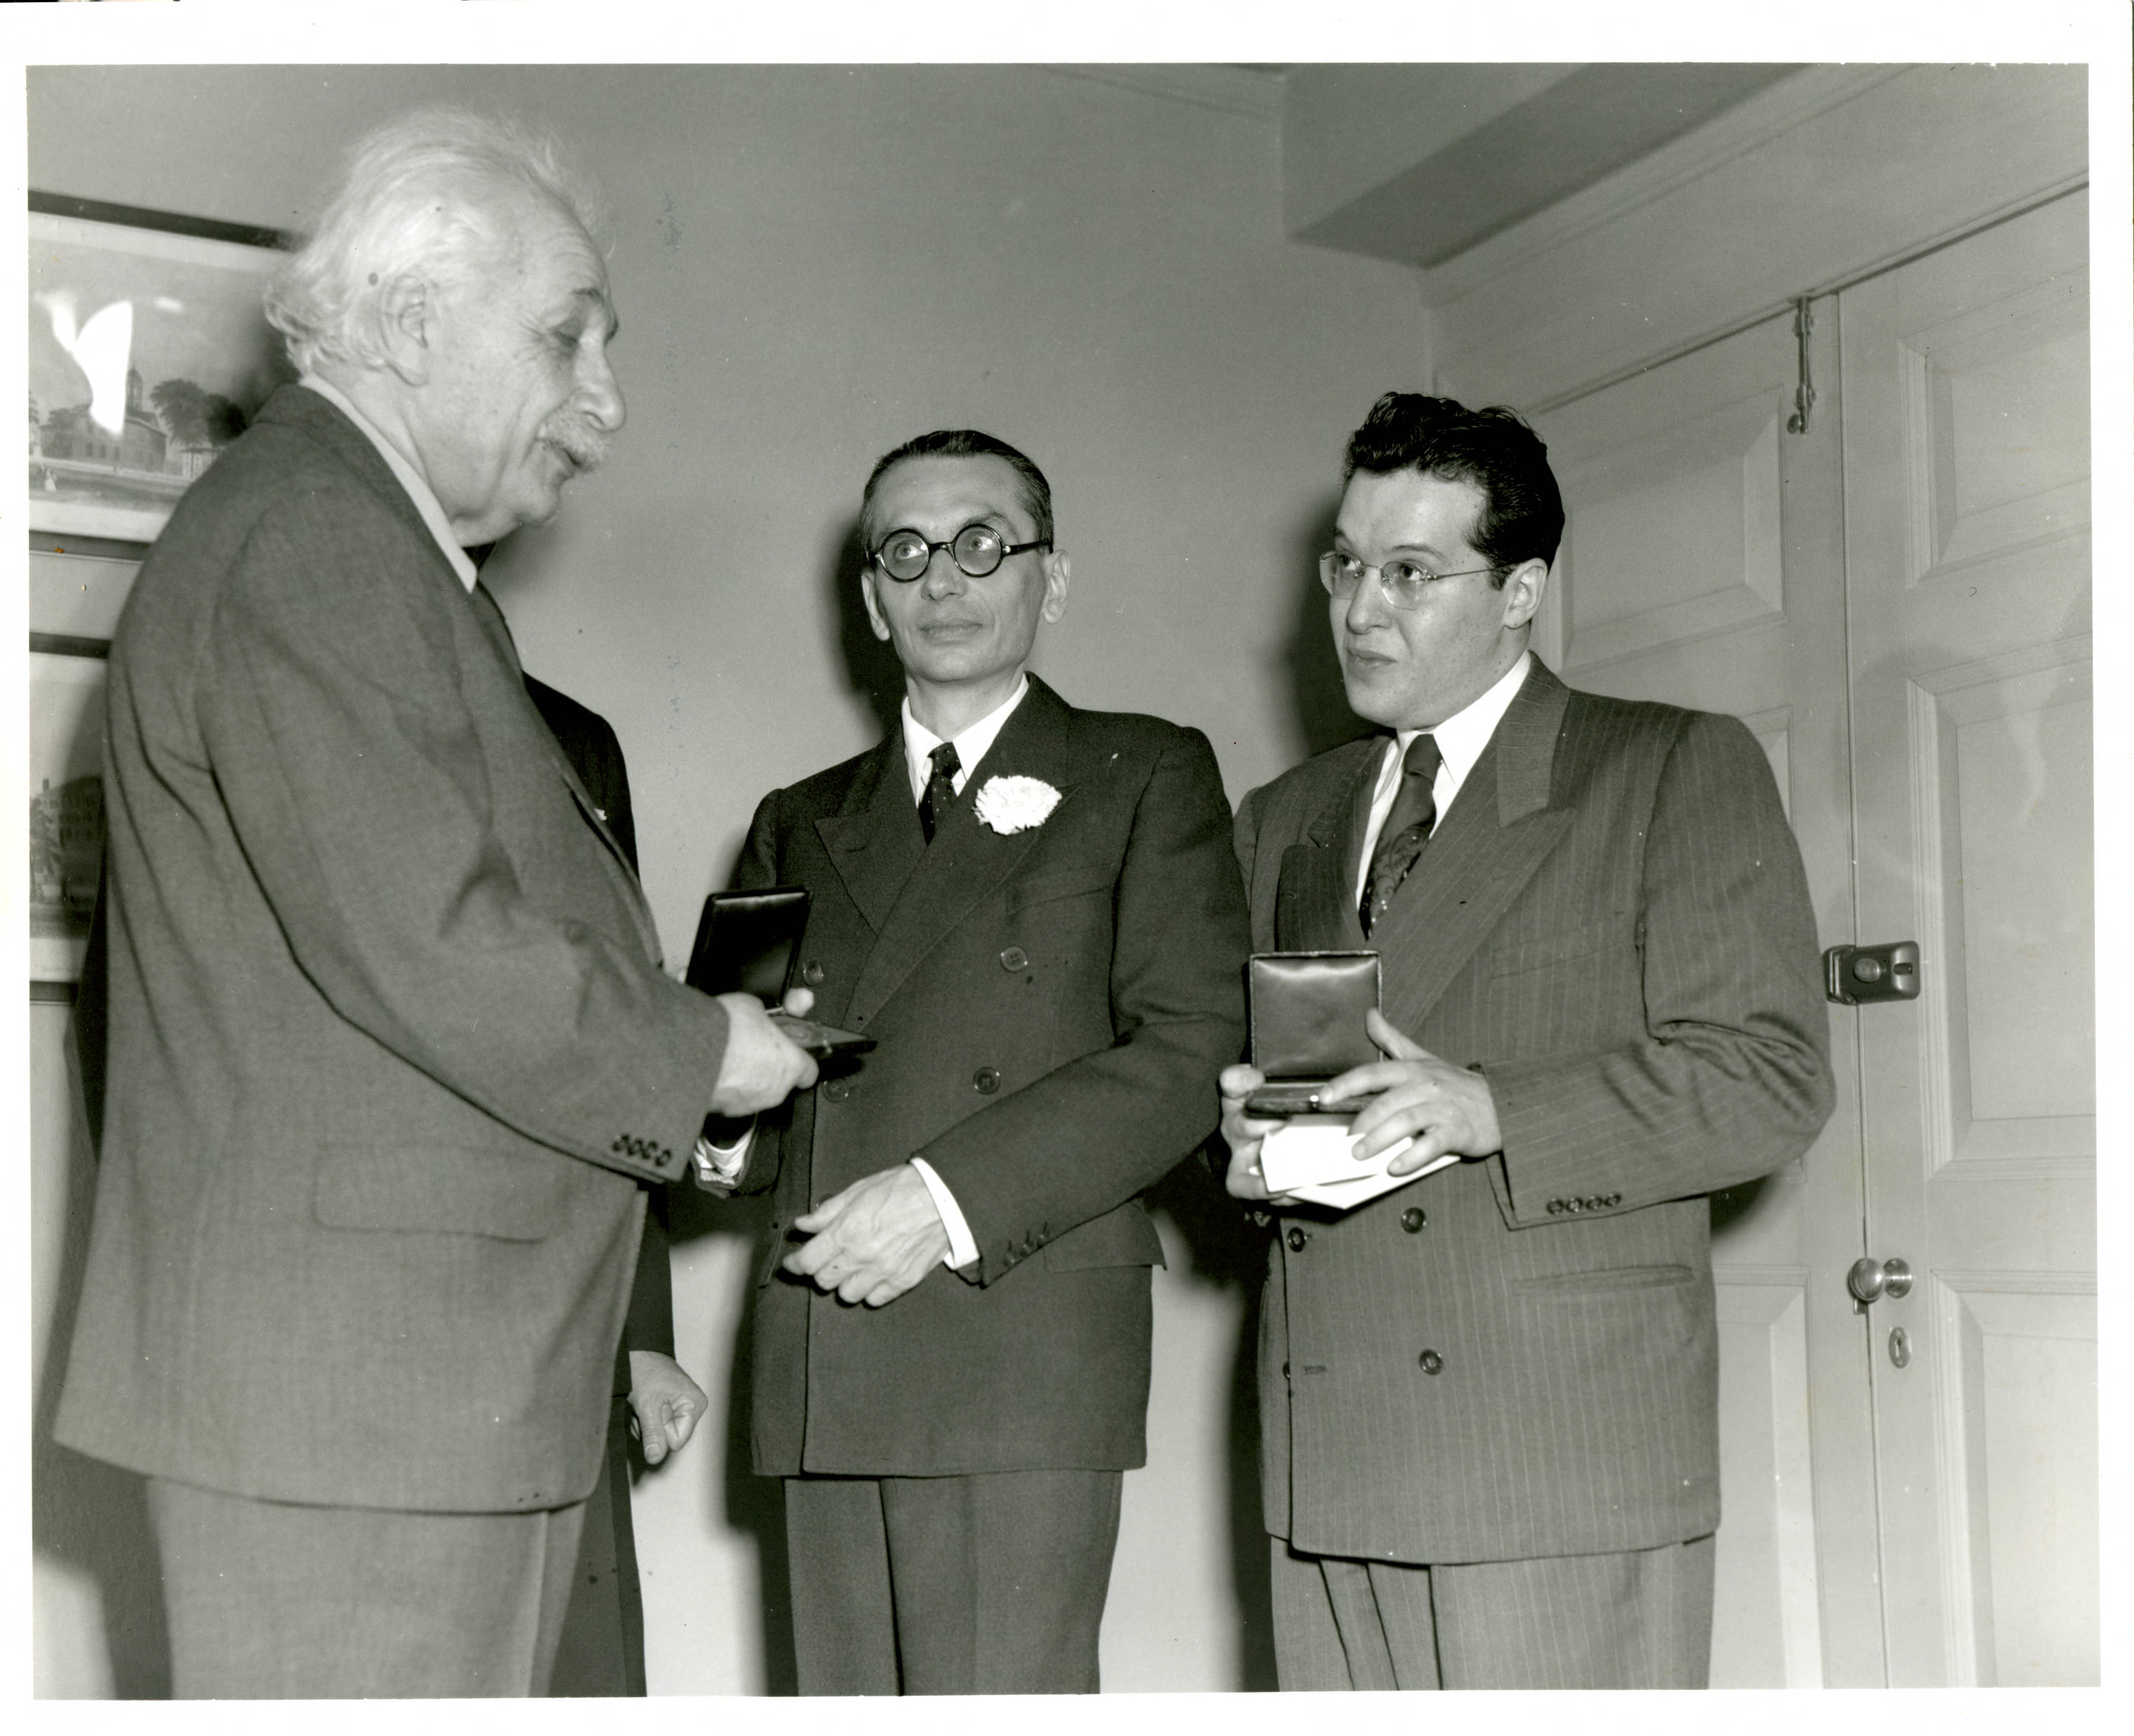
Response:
[299,374,479,593]
[898,676,1031,803]
[1394,650,1532,784]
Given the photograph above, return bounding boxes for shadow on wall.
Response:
[1144,1151,1282,1692]
[824,515,903,744]
[1282,489,1376,763]
[663,1183,802,1696]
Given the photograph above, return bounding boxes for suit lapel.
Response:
[1275,741,1383,952]
[1372,661,1576,1034]
[814,737,924,935]
[843,676,1079,1027]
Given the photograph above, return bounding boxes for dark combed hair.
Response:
[860,428,1054,546]
[1343,392,1564,580]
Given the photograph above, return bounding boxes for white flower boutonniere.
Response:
[973,774,1062,835]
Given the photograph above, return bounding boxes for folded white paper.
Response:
[1259,1114,1461,1211]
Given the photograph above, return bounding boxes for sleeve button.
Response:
[999,946,1029,971]
[972,1067,1001,1094]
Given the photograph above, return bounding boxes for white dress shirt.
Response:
[298,375,478,593]
[1353,652,1532,909]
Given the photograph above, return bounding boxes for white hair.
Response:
[265,107,608,377]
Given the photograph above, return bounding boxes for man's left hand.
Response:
[1321,1009,1503,1175]
[626,1350,708,1466]
[783,1165,949,1307]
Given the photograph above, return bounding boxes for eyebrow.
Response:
[556,286,619,342]
[1332,527,1455,561]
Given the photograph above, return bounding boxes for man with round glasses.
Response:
[712,428,1248,1692]
[1217,392,1832,1689]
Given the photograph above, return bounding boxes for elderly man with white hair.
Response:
[52,109,817,1698]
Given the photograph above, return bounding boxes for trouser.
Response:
[783,1468,1123,1694]
[1270,1533,1716,1690]
[147,1476,587,1698]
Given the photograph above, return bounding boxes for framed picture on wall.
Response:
[28,193,294,544]
[29,648,110,987]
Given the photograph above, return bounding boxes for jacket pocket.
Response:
[1006,863,1115,914]
[313,1143,570,1242]
[1511,1264,1697,1296]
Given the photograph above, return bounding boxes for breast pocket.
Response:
[1006,862,1116,914]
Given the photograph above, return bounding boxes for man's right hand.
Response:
[1218,1062,1294,1203]
[707,991,819,1115]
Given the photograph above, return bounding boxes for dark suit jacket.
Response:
[732,676,1249,1476]
[56,385,730,1515]
[523,675,674,1389]
[1235,658,1832,1565]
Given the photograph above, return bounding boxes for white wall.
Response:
[27,63,1427,1696]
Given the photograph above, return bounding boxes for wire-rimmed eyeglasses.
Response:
[1318,550,1502,609]
[870,522,1052,583]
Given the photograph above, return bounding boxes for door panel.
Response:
[1533,310,1878,1686]
[1837,190,2094,1687]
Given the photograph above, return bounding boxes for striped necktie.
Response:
[1360,734,1441,936]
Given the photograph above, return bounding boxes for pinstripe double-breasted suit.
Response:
[1234,656,1832,1681]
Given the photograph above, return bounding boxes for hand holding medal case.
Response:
[684,887,874,1057]
[1244,951,1457,1208]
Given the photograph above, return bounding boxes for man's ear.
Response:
[374,273,435,386]
[1499,557,1549,633]
[860,570,893,643]
[1039,551,1071,625]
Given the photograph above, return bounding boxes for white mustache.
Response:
[540,413,612,472]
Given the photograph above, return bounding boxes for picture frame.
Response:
[29,648,111,989]
[28,193,294,543]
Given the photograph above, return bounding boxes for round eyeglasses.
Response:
[1318,550,1502,609]
[871,522,1052,584]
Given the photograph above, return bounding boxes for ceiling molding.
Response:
[1043,64,1284,122]
[1414,64,1910,303]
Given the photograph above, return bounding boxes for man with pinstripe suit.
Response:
[1219,393,1833,1689]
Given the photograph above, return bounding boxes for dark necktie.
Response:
[918,741,962,844]
[1360,734,1442,936]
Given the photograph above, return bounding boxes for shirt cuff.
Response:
[909,1157,980,1269]
[692,1121,755,1187]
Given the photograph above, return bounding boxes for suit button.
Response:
[1400,1207,1427,1233]
[972,1067,1001,1094]
[802,960,825,986]
[1418,1349,1443,1375]
[1285,1226,1309,1252]
[822,1078,852,1103]
[999,946,1029,971]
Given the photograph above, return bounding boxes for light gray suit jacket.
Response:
[55,386,730,1515]
[1235,659,1833,1565]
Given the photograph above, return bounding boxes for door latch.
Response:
[1824,941,1921,1005]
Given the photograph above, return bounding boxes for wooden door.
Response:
[1836,190,2095,1687]
[1531,306,1883,1686]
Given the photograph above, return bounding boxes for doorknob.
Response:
[1847,1255,1913,1310]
